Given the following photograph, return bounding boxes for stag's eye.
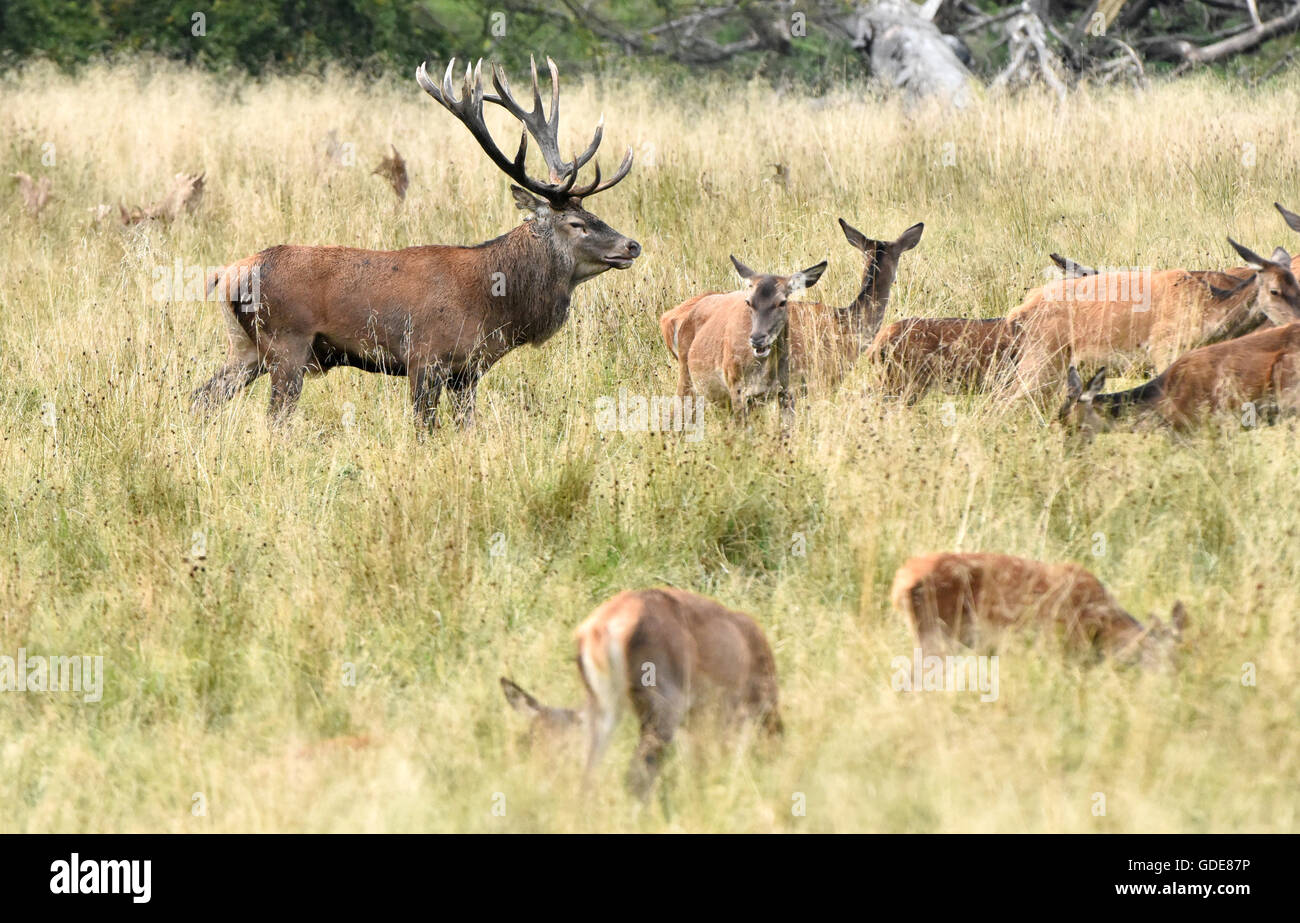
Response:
[568,221,587,233]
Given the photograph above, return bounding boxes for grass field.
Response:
[2,59,1298,833]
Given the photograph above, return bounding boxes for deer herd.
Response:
[182,57,1298,797]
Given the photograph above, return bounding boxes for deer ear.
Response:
[792,260,828,291]
[1083,367,1107,400]
[1228,237,1273,270]
[1065,366,1084,400]
[729,254,757,281]
[1271,246,1293,267]
[894,222,924,252]
[510,185,549,216]
[1277,202,1300,233]
[838,217,871,252]
[500,677,541,715]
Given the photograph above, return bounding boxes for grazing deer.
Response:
[194,58,640,429]
[892,553,1186,666]
[669,256,827,421]
[1005,238,1300,407]
[1058,321,1300,433]
[372,144,409,201]
[500,588,782,798]
[119,171,205,225]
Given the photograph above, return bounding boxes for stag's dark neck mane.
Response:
[477,223,576,346]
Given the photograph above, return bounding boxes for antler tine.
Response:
[569,146,635,199]
[418,57,565,203]
[420,55,631,203]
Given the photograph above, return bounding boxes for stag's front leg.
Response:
[409,361,445,432]
[447,366,481,430]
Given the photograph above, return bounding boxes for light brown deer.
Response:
[669,256,827,421]
[892,553,1186,665]
[194,58,640,429]
[500,588,782,798]
[663,218,921,418]
[1005,238,1300,407]
[1058,321,1300,433]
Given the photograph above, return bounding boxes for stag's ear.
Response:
[791,260,828,293]
[1228,237,1274,270]
[1271,246,1293,267]
[1169,601,1188,638]
[730,255,757,282]
[894,222,924,252]
[838,217,871,253]
[1276,202,1300,233]
[1083,367,1107,400]
[500,677,542,715]
[510,185,550,217]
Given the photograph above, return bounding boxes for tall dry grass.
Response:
[0,59,1297,832]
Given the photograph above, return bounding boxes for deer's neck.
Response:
[479,225,575,346]
[836,246,894,353]
[1196,275,1260,346]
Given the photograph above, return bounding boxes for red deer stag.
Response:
[194,58,640,429]
[892,553,1186,666]
[501,588,782,798]
[1058,321,1300,433]
[1005,238,1300,407]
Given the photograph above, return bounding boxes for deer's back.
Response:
[1008,270,1214,365]
[1158,321,1300,424]
[893,552,1136,648]
[577,588,778,713]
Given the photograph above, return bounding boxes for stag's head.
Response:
[417,57,641,285]
[1227,237,1300,326]
[730,256,827,359]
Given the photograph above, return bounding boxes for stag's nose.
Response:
[750,334,767,349]
[624,239,642,258]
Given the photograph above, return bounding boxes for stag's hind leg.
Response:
[191,358,262,413]
[626,671,687,800]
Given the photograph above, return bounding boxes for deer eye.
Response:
[568,221,587,232]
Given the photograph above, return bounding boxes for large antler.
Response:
[416,56,632,205]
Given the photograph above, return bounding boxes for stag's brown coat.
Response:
[194,57,639,429]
